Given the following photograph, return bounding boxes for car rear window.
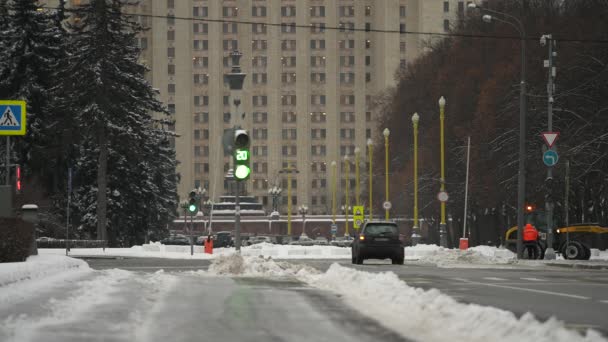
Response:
[364,224,398,235]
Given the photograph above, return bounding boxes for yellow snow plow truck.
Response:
[504,205,608,260]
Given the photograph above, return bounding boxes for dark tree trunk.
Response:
[96,123,108,241]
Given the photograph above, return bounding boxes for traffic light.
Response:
[15,164,21,194]
[233,129,251,181]
[188,190,197,214]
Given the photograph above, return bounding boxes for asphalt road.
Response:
[84,257,608,336]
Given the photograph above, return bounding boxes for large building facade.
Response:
[51,0,467,214]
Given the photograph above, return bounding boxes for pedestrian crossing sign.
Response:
[0,100,26,136]
[353,206,364,229]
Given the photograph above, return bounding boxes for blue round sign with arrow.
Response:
[543,150,559,167]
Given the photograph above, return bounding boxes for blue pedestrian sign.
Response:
[0,100,26,136]
[330,224,337,235]
[543,150,559,167]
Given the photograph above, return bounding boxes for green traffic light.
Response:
[234,164,251,180]
[188,204,197,212]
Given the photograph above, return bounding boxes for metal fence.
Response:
[36,239,107,249]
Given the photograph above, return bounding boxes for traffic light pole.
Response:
[543,35,557,260]
[235,181,241,252]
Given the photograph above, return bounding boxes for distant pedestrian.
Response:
[523,223,540,259]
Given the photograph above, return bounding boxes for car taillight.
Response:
[359,235,365,241]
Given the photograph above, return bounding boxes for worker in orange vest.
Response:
[523,223,540,259]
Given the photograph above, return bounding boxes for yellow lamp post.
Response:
[411,113,420,245]
[331,161,337,223]
[438,96,448,247]
[383,128,390,220]
[367,138,373,220]
[344,154,350,236]
[279,164,299,236]
[354,147,361,207]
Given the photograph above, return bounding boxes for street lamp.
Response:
[469,1,527,259]
[331,161,337,224]
[411,113,421,246]
[438,96,448,248]
[354,147,361,207]
[367,138,373,220]
[341,204,352,235]
[383,128,390,220]
[279,165,298,236]
[267,186,282,213]
[298,204,308,237]
[344,154,351,236]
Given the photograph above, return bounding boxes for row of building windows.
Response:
[192,111,370,125]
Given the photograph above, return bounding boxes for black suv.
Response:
[352,221,404,264]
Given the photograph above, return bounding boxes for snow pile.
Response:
[40,243,352,260]
[207,254,319,278]
[0,255,90,287]
[404,244,516,266]
[205,255,604,342]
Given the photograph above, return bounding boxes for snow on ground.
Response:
[0,255,90,288]
[404,244,517,267]
[39,241,352,260]
[203,255,605,342]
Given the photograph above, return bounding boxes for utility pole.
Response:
[542,34,557,260]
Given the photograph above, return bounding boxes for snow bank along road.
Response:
[1,255,606,342]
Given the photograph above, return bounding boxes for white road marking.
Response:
[453,278,591,300]
[600,300,608,304]
[483,277,507,281]
[520,277,547,282]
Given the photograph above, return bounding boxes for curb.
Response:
[545,262,608,270]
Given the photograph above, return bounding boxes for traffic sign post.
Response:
[541,132,559,148]
[543,149,558,167]
[330,223,337,237]
[0,101,26,136]
[383,201,392,211]
[437,191,449,203]
[352,205,364,229]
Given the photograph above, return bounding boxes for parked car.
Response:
[290,236,315,246]
[313,237,329,246]
[351,221,404,265]
[214,231,234,248]
[249,236,273,245]
[331,236,354,247]
[161,234,191,245]
[36,237,55,242]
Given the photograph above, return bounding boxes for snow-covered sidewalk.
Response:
[0,255,90,288]
[201,255,606,342]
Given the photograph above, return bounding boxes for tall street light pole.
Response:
[438,96,448,248]
[383,128,390,220]
[470,2,527,259]
[354,147,361,207]
[411,113,421,245]
[367,139,373,221]
[344,154,350,236]
[331,161,337,224]
[279,166,298,236]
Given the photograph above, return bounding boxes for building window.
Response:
[167,47,175,58]
[168,64,175,75]
[167,15,175,25]
[252,23,267,34]
[223,6,238,17]
[281,23,296,33]
[281,6,296,17]
[400,23,406,34]
[444,1,450,12]
[223,112,231,123]
[253,112,268,123]
[365,23,371,32]
[310,6,325,17]
[366,56,371,66]
[252,6,267,17]
[444,19,450,31]
[167,30,175,40]
[167,84,175,93]
[365,6,371,16]
[253,73,268,84]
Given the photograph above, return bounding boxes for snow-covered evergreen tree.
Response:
[60,0,177,244]
[0,0,66,191]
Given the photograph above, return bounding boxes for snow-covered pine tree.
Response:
[0,0,66,193]
[61,0,177,244]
